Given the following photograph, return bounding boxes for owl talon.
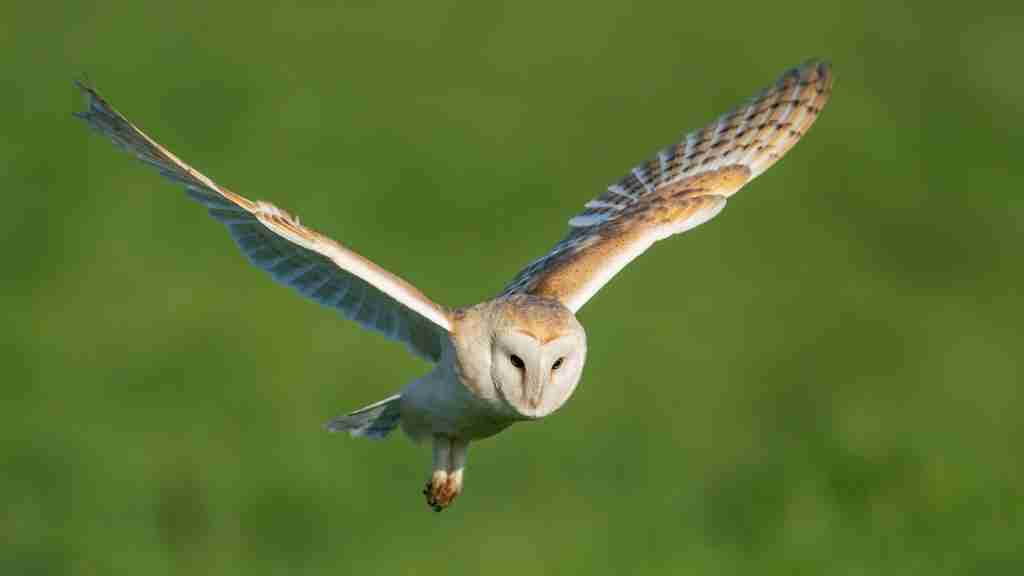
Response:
[424,474,461,512]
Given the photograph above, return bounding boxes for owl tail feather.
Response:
[325,394,402,440]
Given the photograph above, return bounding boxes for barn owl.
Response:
[76,60,832,511]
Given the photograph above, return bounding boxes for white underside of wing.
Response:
[253,203,452,332]
[331,251,452,334]
[75,81,452,361]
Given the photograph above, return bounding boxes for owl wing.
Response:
[502,60,832,312]
[75,82,451,361]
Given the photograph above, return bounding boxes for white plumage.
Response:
[76,60,832,511]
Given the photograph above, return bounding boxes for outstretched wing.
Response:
[75,82,451,361]
[502,60,832,312]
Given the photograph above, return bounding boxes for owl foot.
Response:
[424,436,468,512]
[423,473,461,512]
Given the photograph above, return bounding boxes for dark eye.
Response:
[509,354,525,369]
[552,357,564,371]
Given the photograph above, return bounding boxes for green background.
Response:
[4,1,1021,573]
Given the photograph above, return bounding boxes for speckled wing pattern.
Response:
[75,83,451,361]
[502,60,832,312]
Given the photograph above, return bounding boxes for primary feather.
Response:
[75,81,451,361]
[503,60,833,312]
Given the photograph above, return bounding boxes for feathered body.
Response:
[75,60,832,511]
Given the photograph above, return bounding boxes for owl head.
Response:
[452,295,587,420]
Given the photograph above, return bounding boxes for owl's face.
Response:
[452,295,587,420]
[488,322,586,419]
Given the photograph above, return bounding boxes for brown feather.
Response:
[502,60,832,311]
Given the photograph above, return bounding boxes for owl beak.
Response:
[524,358,545,411]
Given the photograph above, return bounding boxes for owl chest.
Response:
[400,363,514,441]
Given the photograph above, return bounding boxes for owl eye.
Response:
[509,354,525,369]
[551,357,564,371]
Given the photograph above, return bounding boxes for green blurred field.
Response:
[4,1,1022,573]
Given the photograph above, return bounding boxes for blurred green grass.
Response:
[3,1,1022,574]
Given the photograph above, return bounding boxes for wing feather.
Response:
[503,60,832,312]
[75,82,451,361]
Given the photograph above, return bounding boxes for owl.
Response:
[76,60,832,511]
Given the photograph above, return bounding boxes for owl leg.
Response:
[423,436,468,511]
[424,437,450,511]
[445,438,468,502]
